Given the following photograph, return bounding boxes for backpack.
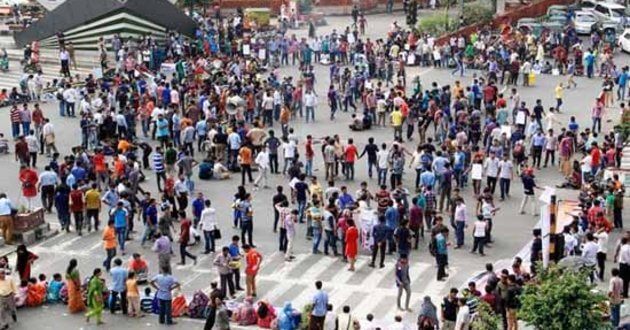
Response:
[188,290,209,319]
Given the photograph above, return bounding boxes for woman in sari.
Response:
[65,259,85,313]
[85,268,104,325]
[15,245,37,282]
[345,219,359,271]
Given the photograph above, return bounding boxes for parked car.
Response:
[619,28,630,53]
[590,2,629,27]
[574,11,600,34]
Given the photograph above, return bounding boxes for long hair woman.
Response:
[85,268,105,325]
[65,259,85,313]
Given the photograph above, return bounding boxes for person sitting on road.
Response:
[128,253,149,284]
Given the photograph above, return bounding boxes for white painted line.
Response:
[298,256,338,282]
[334,258,368,285]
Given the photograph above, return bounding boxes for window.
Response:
[595,5,608,15]
[610,8,623,18]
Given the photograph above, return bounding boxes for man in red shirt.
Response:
[68,184,84,235]
[590,142,601,177]
[305,135,315,177]
[178,211,197,266]
[344,138,358,181]
[243,244,262,297]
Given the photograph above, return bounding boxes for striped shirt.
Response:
[152,153,165,173]
[10,108,21,123]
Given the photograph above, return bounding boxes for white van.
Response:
[591,2,629,26]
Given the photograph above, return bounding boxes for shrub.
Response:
[417,13,452,35]
[462,4,495,26]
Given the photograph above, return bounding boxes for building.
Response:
[15,0,196,49]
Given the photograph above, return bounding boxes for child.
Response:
[14,280,28,308]
[126,271,142,317]
[140,287,154,314]
[47,273,63,303]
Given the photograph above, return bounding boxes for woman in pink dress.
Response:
[345,219,359,271]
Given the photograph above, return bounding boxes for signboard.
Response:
[159,63,176,77]
[471,164,483,180]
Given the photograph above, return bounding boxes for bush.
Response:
[462,4,494,26]
[417,14,452,35]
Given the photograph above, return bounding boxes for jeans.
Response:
[11,122,19,139]
[269,154,279,174]
[592,117,602,133]
[110,290,128,314]
[367,159,376,178]
[305,106,314,122]
[297,200,307,223]
[345,162,355,180]
[73,211,84,234]
[179,242,196,265]
[312,227,322,253]
[305,159,313,176]
[378,168,387,186]
[611,303,621,327]
[203,230,215,253]
[22,122,30,135]
[58,100,66,117]
[436,254,448,280]
[371,241,386,266]
[500,178,510,199]
[115,226,127,252]
[66,102,75,116]
[103,248,116,271]
[472,236,486,254]
[397,283,411,309]
[158,299,173,324]
[279,228,287,252]
[241,221,253,246]
[219,273,235,297]
[455,221,465,247]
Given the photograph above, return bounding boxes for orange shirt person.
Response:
[243,244,262,297]
[102,220,117,271]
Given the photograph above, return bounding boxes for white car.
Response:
[619,28,630,53]
[574,11,600,34]
[591,2,629,26]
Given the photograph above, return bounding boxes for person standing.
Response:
[110,201,128,254]
[617,237,630,297]
[239,143,254,186]
[453,198,467,248]
[152,233,172,275]
[519,169,540,216]
[610,268,624,327]
[84,183,100,232]
[238,194,255,247]
[272,186,288,233]
[440,288,458,330]
[594,226,609,281]
[435,227,449,281]
[102,220,117,272]
[228,236,244,291]
[68,184,84,235]
[497,154,513,201]
[471,215,487,256]
[243,244,262,297]
[254,146,270,189]
[213,247,235,299]
[345,219,359,271]
[177,211,197,266]
[37,165,57,213]
[455,297,471,330]
[395,255,412,311]
[369,216,388,268]
[284,209,298,261]
[85,268,105,325]
[310,280,328,330]
[150,267,180,325]
[199,200,217,254]
[109,258,128,315]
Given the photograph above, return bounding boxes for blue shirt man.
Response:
[311,281,329,318]
[110,260,129,293]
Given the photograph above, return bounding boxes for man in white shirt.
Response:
[376,143,389,187]
[498,154,513,200]
[471,215,487,256]
[63,85,77,116]
[594,226,609,281]
[42,118,58,156]
[455,298,471,330]
[582,232,599,283]
[483,152,500,195]
[617,236,630,297]
[304,90,317,123]
[281,139,296,175]
[254,146,270,189]
[199,200,217,254]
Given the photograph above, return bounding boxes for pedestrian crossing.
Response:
[17,229,465,325]
[0,62,93,92]
[184,250,458,321]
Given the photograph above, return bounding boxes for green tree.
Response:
[471,301,500,330]
[519,266,612,330]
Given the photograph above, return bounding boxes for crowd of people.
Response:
[0,1,628,330]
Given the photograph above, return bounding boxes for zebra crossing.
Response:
[0,62,93,92]
[16,229,466,325]
[186,250,457,321]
